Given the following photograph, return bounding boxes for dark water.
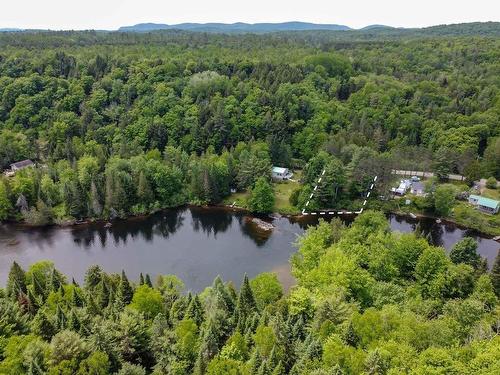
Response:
[0,207,498,292]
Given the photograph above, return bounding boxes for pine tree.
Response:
[49,268,62,293]
[249,350,262,373]
[26,288,39,316]
[6,261,27,299]
[32,273,46,301]
[118,270,134,305]
[72,288,84,308]
[96,280,110,309]
[85,265,103,290]
[257,360,269,375]
[145,274,153,288]
[139,273,145,285]
[31,310,56,341]
[212,276,235,314]
[492,249,500,297]
[84,292,99,316]
[186,295,205,326]
[68,309,81,332]
[345,321,359,347]
[272,361,285,375]
[55,304,67,330]
[236,274,257,331]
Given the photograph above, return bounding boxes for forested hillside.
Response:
[1,211,499,374]
[0,29,499,224]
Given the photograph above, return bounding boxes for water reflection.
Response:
[191,207,233,237]
[0,208,498,291]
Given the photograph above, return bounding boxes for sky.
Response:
[1,0,499,30]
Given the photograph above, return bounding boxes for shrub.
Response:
[485,177,497,189]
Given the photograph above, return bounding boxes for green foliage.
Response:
[434,184,456,216]
[492,250,500,297]
[129,285,164,319]
[0,211,498,373]
[250,273,283,310]
[449,237,481,269]
[485,177,497,189]
[248,177,274,213]
[0,25,499,371]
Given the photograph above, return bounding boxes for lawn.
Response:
[273,177,301,214]
[222,190,250,209]
[222,170,303,214]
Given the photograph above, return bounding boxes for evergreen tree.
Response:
[145,274,153,288]
[186,295,205,326]
[68,309,81,332]
[96,280,110,309]
[118,270,134,305]
[32,274,46,302]
[32,310,56,341]
[26,288,40,316]
[72,288,84,308]
[139,273,145,285]
[85,265,103,290]
[6,261,27,299]
[55,304,67,330]
[236,274,257,331]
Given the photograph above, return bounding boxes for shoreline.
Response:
[2,202,499,241]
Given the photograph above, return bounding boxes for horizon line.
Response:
[1,20,498,32]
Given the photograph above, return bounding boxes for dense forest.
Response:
[1,211,500,374]
[1,26,500,374]
[0,27,499,223]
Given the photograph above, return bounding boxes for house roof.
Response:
[10,159,34,169]
[470,194,499,209]
[272,167,288,174]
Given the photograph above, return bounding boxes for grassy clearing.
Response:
[222,191,250,209]
[222,170,303,214]
[482,188,500,201]
[273,180,300,214]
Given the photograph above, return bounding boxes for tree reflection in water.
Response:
[70,208,185,248]
[190,207,233,237]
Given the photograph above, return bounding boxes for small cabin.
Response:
[468,194,499,215]
[10,159,34,172]
[272,167,293,181]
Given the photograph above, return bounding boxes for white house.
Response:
[272,167,293,181]
[468,194,500,215]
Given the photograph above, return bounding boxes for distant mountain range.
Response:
[118,22,354,33]
[1,22,498,37]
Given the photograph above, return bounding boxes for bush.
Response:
[486,177,497,189]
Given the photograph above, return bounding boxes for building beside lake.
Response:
[3,159,34,176]
[468,194,500,215]
[272,166,293,181]
[10,159,34,171]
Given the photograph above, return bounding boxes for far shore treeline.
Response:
[0,28,499,226]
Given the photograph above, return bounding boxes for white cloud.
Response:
[1,0,498,30]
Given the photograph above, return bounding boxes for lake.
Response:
[0,207,498,292]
